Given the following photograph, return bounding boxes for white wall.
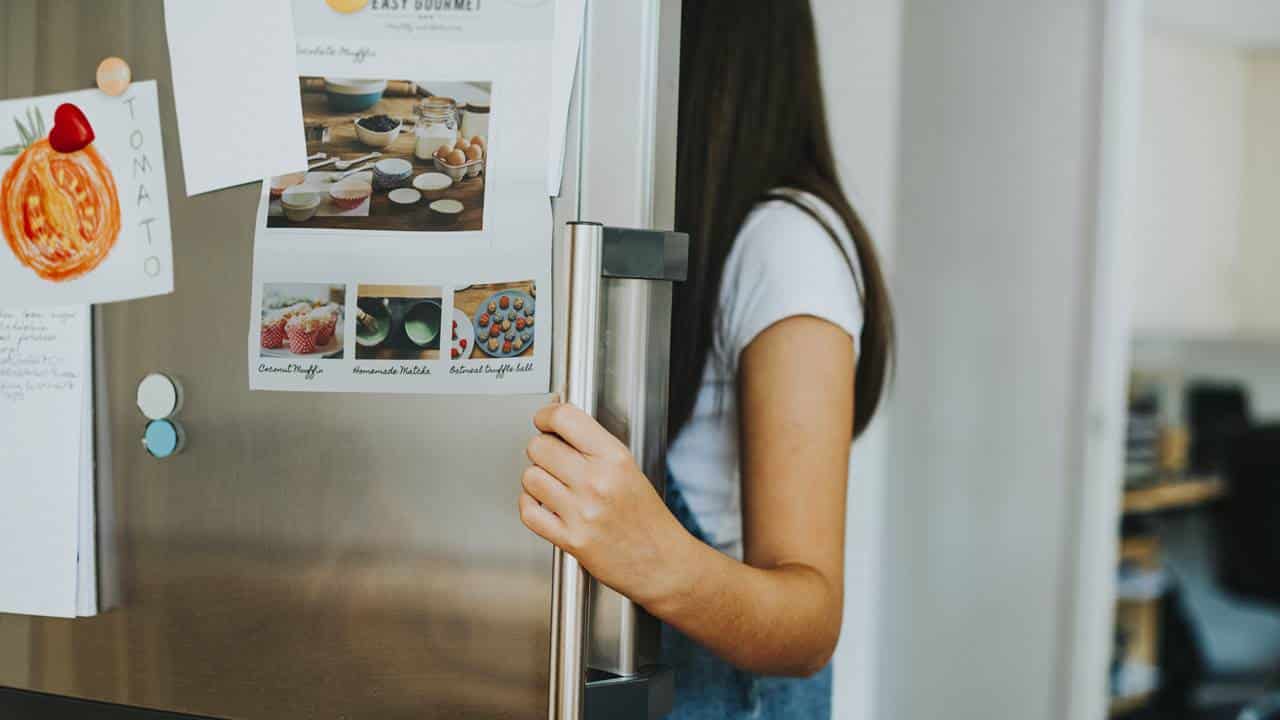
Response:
[1238,51,1280,334]
[1134,31,1280,339]
[1134,29,1248,336]
[811,2,903,719]
[879,1,1104,718]
[1148,0,1280,49]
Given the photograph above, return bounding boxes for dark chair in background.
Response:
[1215,424,1280,604]
[1188,383,1252,477]
[1209,423,1280,720]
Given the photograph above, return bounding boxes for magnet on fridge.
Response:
[142,419,185,459]
[96,57,131,97]
[136,372,183,420]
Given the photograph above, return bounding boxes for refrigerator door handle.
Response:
[553,222,688,720]
[553,221,606,720]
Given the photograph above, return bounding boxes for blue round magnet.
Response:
[142,419,185,459]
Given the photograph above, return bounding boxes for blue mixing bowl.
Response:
[324,78,387,113]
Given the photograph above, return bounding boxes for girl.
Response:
[518,1,893,716]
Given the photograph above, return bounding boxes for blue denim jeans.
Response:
[661,479,832,720]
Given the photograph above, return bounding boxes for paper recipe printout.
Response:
[248,0,553,394]
[0,306,93,618]
[0,83,173,307]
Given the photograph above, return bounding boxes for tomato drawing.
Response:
[0,104,121,282]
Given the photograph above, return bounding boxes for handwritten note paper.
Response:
[0,306,94,617]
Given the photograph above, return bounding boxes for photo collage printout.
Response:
[248,0,555,394]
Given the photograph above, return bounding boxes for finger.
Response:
[521,464,575,517]
[519,492,569,547]
[533,402,624,458]
[526,433,585,483]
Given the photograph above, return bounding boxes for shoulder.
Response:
[731,194,855,273]
[715,191,865,362]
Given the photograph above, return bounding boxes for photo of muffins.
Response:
[259,283,347,360]
[285,314,321,354]
[260,311,287,349]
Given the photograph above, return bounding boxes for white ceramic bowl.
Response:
[429,199,464,218]
[413,172,453,194]
[372,157,413,189]
[353,118,402,148]
[388,188,421,205]
[283,202,320,222]
[280,185,322,209]
[374,158,413,177]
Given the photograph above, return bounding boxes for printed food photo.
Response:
[259,283,346,359]
[452,280,535,360]
[354,284,443,360]
[266,77,491,233]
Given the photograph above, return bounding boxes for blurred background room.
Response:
[1112,2,1280,718]
[816,1,1280,720]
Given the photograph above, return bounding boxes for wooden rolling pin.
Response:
[300,78,419,96]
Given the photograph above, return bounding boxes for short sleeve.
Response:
[715,199,865,373]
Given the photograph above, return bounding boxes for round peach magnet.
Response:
[96,56,131,96]
[325,0,368,12]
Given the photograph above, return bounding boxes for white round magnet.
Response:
[136,372,183,420]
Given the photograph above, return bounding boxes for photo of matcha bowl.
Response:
[355,285,442,361]
[403,299,442,347]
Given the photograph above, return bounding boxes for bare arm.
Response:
[519,315,854,676]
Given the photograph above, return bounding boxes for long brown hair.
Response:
[670,0,894,441]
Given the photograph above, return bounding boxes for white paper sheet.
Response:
[0,306,91,618]
[246,2,555,395]
[164,0,308,195]
[549,0,586,195]
[75,313,97,617]
[0,83,173,307]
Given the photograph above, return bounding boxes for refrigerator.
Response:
[0,1,684,718]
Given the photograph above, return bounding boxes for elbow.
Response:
[772,621,840,678]
[789,637,838,679]
[773,575,843,677]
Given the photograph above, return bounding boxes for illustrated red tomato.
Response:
[460,338,467,350]
[451,348,460,359]
[515,317,526,331]
[499,295,510,309]
[502,340,512,353]
[489,324,500,338]
[2,133,120,282]
[479,313,489,327]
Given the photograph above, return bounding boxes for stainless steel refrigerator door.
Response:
[0,2,570,718]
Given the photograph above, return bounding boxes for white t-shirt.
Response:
[665,191,865,560]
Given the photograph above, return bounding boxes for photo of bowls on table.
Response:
[355,285,444,361]
[259,283,347,360]
[266,76,491,233]
[452,280,536,360]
